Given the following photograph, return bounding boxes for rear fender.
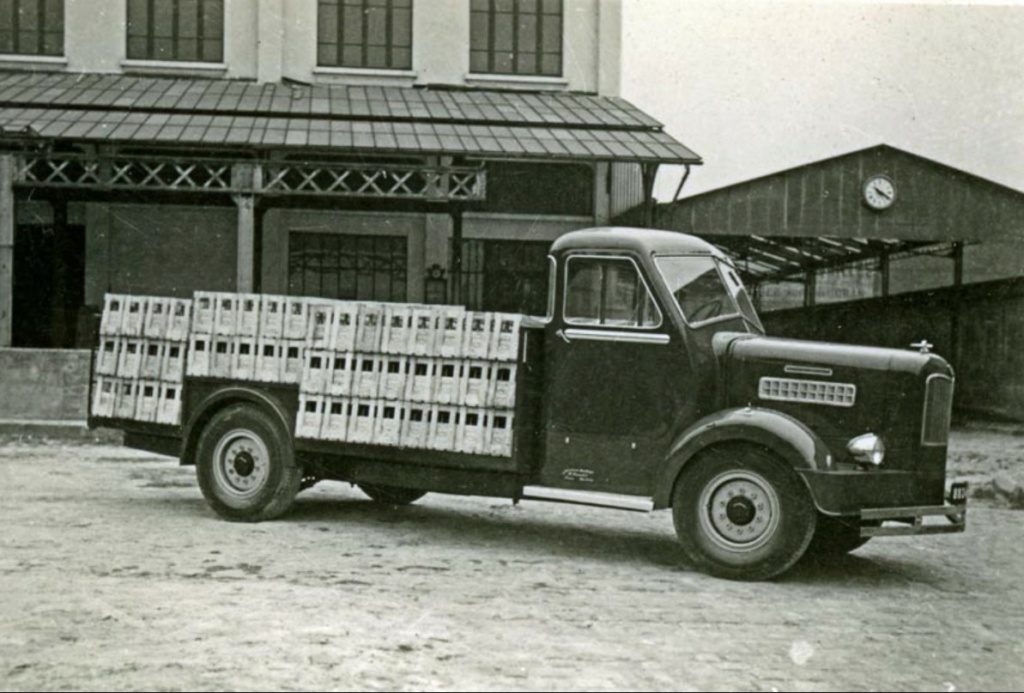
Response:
[180,384,295,466]
[654,406,832,509]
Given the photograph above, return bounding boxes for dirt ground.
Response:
[1,426,1023,692]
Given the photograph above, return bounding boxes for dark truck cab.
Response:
[92,226,966,581]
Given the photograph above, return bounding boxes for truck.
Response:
[89,226,967,581]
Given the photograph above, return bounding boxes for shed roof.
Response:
[0,72,701,164]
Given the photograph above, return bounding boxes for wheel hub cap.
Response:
[212,429,271,500]
[698,470,781,552]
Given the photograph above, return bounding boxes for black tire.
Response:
[804,514,875,558]
[672,445,817,581]
[358,483,426,506]
[195,403,302,522]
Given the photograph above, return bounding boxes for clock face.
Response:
[863,175,896,210]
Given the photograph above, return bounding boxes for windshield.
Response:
[655,255,764,334]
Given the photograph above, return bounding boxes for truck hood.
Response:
[713,332,953,462]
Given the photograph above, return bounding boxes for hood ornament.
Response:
[910,340,933,354]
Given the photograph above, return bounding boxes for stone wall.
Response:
[0,349,91,421]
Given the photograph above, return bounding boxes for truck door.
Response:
[540,254,687,497]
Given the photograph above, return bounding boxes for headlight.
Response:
[847,433,885,466]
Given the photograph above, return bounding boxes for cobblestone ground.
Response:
[0,428,1022,692]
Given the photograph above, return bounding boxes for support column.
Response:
[641,163,659,228]
[232,163,258,293]
[0,155,14,347]
[235,195,256,293]
[449,203,464,305]
[803,271,817,308]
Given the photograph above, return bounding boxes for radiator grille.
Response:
[922,374,954,446]
[758,377,856,407]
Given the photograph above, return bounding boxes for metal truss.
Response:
[13,153,486,201]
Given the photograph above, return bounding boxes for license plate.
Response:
[947,481,968,505]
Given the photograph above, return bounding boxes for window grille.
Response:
[461,239,550,315]
[289,232,408,303]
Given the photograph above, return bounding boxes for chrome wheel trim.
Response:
[698,469,781,552]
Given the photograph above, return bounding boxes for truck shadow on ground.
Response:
[270,489,958,588]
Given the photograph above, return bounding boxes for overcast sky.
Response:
[620,0,1024,201]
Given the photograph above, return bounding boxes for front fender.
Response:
[653,406,833,509]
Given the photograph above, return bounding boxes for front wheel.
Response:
[672,445,817,581]
[195,404,302,522]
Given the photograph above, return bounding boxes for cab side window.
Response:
[564,256,660,328]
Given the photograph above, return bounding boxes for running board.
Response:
[520,486,654,512]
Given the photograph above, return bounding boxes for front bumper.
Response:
[859,481,968,537]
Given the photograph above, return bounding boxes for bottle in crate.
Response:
[191,292,217,334]
[457,408,487,454]
[281,343,304,383]
[143,297,171,340]
[492,313,522,361]
[306,302,337,348]
[437,307,466,358]
[210,337,234,377]
[487,411,515,457]
[91,376,118,418]
[301,350,332,394]
[156,383,183,425]
[233,338,257,380]
[100,294,127,336]
[114,380,138,419]
[400,404,431,449]
[95,338,120,375]
[121,297,146,336]
[410,307,438,356]
[117,338,144,378]
[429,406,459,451]
[187,334,212,377]
[352,354,381,399]
[260,296,285,339]
[166,298,192,342]
[463,312,495,359]
[321,397,350,441]
[375,402,403,445]
[347,399,378,444]
[140,340,164,380]
[136,381,160,422]
[380,357,408,400]
[284,298,309,340]
[296,394,326,439]
[327,352,354,396]
[463,361,491,407]
[355,303,385,353]
[255,339,282,381]
[434,359,465,405]
[213,294,239,336]
[490,363,518,408]
[237,294,261,337]
[161,343,185,382]
[405,358,436,402]
[382,304,413,354]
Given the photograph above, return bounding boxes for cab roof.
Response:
[550,227,723,258]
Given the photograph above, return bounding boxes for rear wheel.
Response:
[358,483,426,506]
[672,445,817,581]
[195,404,302,522]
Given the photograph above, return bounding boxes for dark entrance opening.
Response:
[12,221,86,348]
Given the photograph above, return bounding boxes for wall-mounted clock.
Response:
[862,174,896,211]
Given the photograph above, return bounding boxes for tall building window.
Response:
[470,0,562,76]
[317,0,412,70]
[0,0,64,56]
[126,0,224,63]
